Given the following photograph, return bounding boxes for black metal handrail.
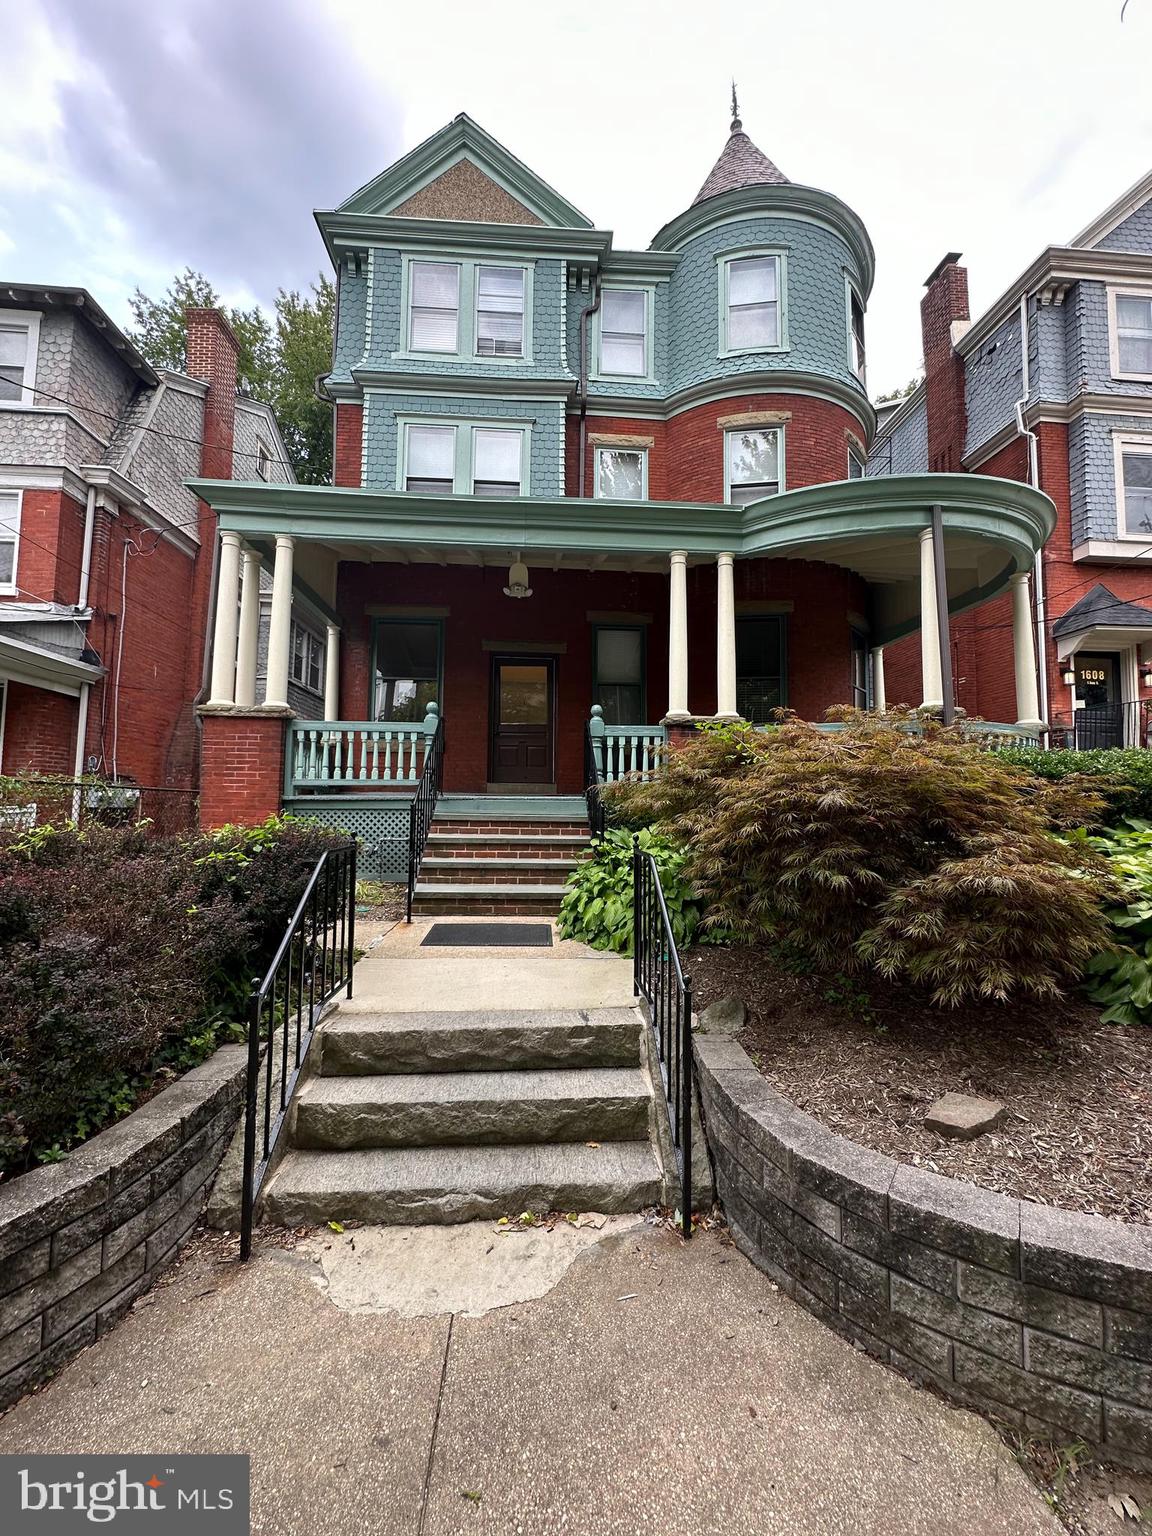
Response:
[584,721,607,839]
[632,837,693,1238]
[1047,700,1152,751]
[239,841,357,1260]
[406,715,445,922]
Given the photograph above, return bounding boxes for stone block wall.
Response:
[696,1035,1152,1467]
[0,1045,246,1410]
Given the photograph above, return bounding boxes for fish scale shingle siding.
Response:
[1094,203,1152,253]
[362,391,565,495]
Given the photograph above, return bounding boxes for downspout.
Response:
[1014,292,1049,729]
[577,277,603,498]
[71,681,91,821]
[77,485,96,609]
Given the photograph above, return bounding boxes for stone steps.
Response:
[318,1007,643,1075]
[293,1067,650,1149]
[261,1141,663,1226]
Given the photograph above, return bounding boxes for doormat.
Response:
[421,922,554,948]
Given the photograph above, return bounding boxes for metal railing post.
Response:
[239,988,261,1263]
[632,836,642,997]
[346,843,357,999]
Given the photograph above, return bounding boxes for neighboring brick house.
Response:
[870,170,1152,745]
[189,110,1051,851]
[0,289,315,790]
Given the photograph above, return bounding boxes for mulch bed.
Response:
[685,944,1152,1224]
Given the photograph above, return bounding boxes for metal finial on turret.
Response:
[730,80,742,134]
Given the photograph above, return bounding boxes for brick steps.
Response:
[412,806,591,914]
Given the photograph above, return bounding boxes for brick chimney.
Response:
[921,254,970,474]
[186,307,240,481]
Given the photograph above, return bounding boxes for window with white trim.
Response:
[0,489,19,591]
[1119,441,1152,537]
[476,266,525,357]
[594,446,647,499]
[290,622,325,695]
[0,312,39,405]
[847,441,866,480]
[1115,293,1152,378]
[256,439,271,481]
[598,289,647,376]
[401,420,528,497]
[848,285,866,382]
[721,254,783,353]
[408,261,460,353]
[725,428,783,505]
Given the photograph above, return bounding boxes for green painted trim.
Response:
[592,283,657,385]
[593,444,648,500]
[395,253,535,366]
[602,251,679,281]
[333,113,593,228]
[724,424,785,502]
[317,213,611,269]
[650,182,875,297]
[357,373,573,398]
[717,249,790,359]
[582,370,874,439]
[395,413,533,496]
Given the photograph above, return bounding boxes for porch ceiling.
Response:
[189,473,1055,643]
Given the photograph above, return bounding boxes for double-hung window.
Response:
[290,622,324,695]
[598,289,648,376]
[848,285,866,382]
[593,627,644,724]
[1113,292,1152,379]
[725,427,783,505]
[848,441,866,480]
[594,446,647,499]
[402,421,527,496]
[736,616,786,722]
[256,440,271,480]
[373,620,441,722]
[476,267,525,357]
[408,261,460,353]
[721,254,783,353]
[0,312,39,405]
[0,489,19,592]
[1119,439,1152,537]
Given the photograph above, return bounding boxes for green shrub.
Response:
[557,827,702,955]
[1064,818,1152,1025]
[605,715,1112,1006]
[0,816,348,1175]
[998,746,1152,824]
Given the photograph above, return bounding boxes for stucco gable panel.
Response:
[390,159,544,226]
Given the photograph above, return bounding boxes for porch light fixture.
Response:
[1061,663,1077,686]
[503,559,533,599]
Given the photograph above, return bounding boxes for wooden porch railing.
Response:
[286,706,440,793]
[587,706,668,782]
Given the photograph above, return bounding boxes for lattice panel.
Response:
[283,797,411,882]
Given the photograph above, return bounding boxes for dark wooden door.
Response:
[490,659,554,784]
[1073,653,1122,748]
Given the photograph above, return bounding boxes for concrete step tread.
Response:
[299,1066,649,1107]
[265,1140,662,1205]
[324,1007,640,1032]
[415,883,570,898]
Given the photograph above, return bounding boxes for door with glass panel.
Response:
[1072,653,1123,749]
[490,658,554,784]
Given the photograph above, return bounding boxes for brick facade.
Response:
[922,256,970,475]
[1,684,77,775]
[198,712,289,829]
[334,403,364,487]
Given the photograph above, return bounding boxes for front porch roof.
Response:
[188,473,1055,645]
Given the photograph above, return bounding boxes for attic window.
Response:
[1115,293,1152,378]
[256,440,271,480]
[0,311,40,406]
[476,267,524,357]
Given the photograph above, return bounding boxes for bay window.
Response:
[594,446,647,499]
[725,427,783,505]
[721,253,783,354]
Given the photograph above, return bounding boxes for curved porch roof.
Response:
[189,473,1055,646]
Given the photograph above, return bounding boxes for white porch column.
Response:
[667,549,690,721]
[918,528,944,711]
[871,646,886,712]
[207,530,242,706]
[234,547,261,708]
[324,622,340,721]
[1010,572,1043,731]
[263,535,294,708]
[715,552,738,719]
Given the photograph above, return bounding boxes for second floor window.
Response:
[406,424,456,493]
[476,267,525,357]
[0,489,19,591]
[473,428,522,496]
[594,447,647,499]
[1121,444,1152,536]
[290,623,324,695]
[402,420,528,497]
[599,289,647,376]
[409,261,460,353]
[722,255,782,353]
[726,427,782,505]
[1116,293,1152,377]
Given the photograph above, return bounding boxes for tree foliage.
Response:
[127,269,335,483]
[604,714,1114,1006]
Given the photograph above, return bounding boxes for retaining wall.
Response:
[696,1035,1152,1466]
[0,1045,247,1409]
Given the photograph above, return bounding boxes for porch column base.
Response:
[663,711,694,725]
[712,712,741,723]
[197,705,293,831]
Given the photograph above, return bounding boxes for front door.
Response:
[1073,653,1122,748]
[490,658,555,785]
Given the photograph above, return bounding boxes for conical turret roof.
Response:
[692,116,790,206]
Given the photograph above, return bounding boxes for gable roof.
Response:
[1069,168,1152,250]
[692,122,789,206]
[334,113,592,229]
[1051,583,1152,637]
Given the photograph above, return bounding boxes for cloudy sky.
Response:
[3,0,1151,395]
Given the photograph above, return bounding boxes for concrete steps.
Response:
[260,1004,665,1227]
[293,1067,650,1148]
[262,1141,663,1227]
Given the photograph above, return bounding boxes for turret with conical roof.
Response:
[692,99,790,206]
